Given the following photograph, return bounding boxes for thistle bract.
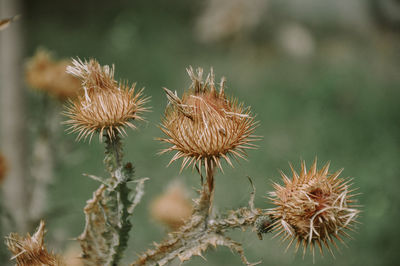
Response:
[63,58,148,142]
[267,160,360,257]
[160,67,258,172]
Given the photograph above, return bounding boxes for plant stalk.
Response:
[78,131,146,266]
[198,159,215,218]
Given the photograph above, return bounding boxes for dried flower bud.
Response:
[0,153,7,185]
[25,49,81,100]
[63,58,149,142]
[255,215,274,240]
[267,160,360,258]
[6,220,65,266]
[150,181,193,229]
[159,67,258,172]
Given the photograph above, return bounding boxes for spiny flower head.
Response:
[6,220,65,266]
[63,58,149,142]
[159,67,259,172]
[267,159,360,258]
[25,49,81,100]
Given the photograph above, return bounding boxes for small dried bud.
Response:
[267,159,360,258]
[0,153,7,185]
[159,67,259,172]
[254,215,274,240]
[150,181,193,229]
[25,49,81,100]
[63,58,149,142]
[6,220,65,266]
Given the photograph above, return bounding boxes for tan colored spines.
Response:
[159,67,259,173]
[267,159,360,258]
[6,220,65,266]
[63,58,149,142]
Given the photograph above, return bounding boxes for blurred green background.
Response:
[2,0,400,265]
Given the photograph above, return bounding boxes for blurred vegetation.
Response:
[3,0,400,265]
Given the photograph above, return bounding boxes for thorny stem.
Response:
[132,178,264,266]
[105,131,128,266]
[79,130,147,266]
[104,132,123,173]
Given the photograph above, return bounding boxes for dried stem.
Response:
[198,159,215,216]
[78,131,147,266]
[133,178,263,266]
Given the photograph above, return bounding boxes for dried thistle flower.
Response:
[63,58,149,142]
[25,49,81,100]
[0,153,7,185]
[5,220,65,266]
[159,67,258,172]
[267,159,360,258]
[150,181,193,229]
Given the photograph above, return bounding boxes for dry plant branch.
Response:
[133,178,265,266]
[78,133,148,266]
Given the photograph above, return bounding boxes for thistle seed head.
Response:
[159,67,259,172]
[150,181,193,229]
[25,49,81,100]
[63,58,149,142]
[6,220,65,266]
[267,159,360,258]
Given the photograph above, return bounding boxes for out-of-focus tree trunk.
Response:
[0,0,29,234]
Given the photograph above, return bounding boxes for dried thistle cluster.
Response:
[160,67,258,172]
[5,221,64,266]
[5,57,361,265]
[63,58,149,142]
[267,160,360,257]
[25,49,81,100]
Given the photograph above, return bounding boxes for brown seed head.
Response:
[25,49,81,100]
[159,67,259,172]
[6,220,65,266]
[150,181,193,229]
[63,58,149,142]
[0,153,7,185]
[267,159,360,258]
